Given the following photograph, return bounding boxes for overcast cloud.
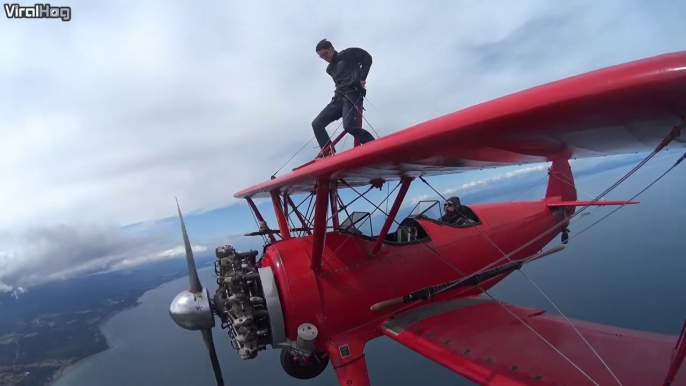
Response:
[1,0,685,289]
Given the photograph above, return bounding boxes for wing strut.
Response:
[339,178,603,385]
[663,318,686,385]
[270,191,291,239]
[330,181,340,230]
[370,177,413,255]
[310,180,329,270]
[286,194,312,235]
[246,198,276,243]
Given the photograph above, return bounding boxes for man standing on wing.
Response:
[312,39,376,153]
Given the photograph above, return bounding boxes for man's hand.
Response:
[360,79,366,88]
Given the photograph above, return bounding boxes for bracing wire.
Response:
[419,175,623,385]
[538,151,686,255]
[550,171,600,201]
[321,181,401,266]
[340,179,601,386]
[272,95,363,178]
[267,84,683,384]
[418,148,686,385]
[508,173,548,202]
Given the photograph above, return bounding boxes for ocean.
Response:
[54,154,686,385]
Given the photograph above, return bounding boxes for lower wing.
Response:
[381,296,683,385]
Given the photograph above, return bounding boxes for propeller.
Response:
[169,198,225,386]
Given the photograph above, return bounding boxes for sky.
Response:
[1,0,686,292]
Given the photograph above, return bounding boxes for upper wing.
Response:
[381,296,683,386]
[235,51,686,199]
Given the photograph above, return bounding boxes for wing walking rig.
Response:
[169,52,686,385]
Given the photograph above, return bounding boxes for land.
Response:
[0,256,216,386]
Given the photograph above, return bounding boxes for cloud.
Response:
[11,287,28,300]
[0,281,12,293]
[1,0,685,287]
[107,244,208,271]
[408,164,547,206]
[442,166,547,197]
[156,245,208,258]
[2,1,685,231]
[0,223,175,289]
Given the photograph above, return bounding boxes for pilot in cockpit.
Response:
[441,197,471,226]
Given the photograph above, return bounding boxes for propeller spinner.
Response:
[169,199,225,386]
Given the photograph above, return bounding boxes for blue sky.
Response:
[1,0,686,291]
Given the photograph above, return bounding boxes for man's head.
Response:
[444,197,461,213]
[315,39,335,63]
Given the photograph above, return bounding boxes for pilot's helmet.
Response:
[445,197,461,208]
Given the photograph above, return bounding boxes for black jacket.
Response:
[326,47,372,98]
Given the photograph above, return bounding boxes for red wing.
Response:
[381,296,683,385]
[235,52,686,199]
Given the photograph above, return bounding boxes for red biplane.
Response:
[169,51,686,385]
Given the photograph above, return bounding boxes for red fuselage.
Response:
[260,200,567,349]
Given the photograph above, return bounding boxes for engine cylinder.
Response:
[213,245,273,360]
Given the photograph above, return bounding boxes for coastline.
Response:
[47,277,175,385]
[42,265,212,385]
[47,302,139,386]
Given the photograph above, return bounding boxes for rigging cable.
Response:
[340,179,602,386]
[246,200,270,246]
[508,173,548,202]
[321,181,401,266]
[342,94,381,139]
[418,140,685,385]
[271,95,363,178]
[550,170,600,201]
[336,115,681,386]
[532,151,686,256]
[457,121,683,279]
[419,175,623,385]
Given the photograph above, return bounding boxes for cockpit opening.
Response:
[336,198,480,246]
[338,211,430,245]
[339,211,374,237]
[408,199,481,227]
[382,217,430,244]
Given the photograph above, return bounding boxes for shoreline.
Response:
[45,267,210,385]
[47,276,177,385]
[47,302,139,385]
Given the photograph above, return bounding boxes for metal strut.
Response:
[663,318,686,385]
[411,120,686,386]
[286,195,312,235]
[330,182,340,230]
[333,118,686,386]
[370,177,413,255]
[371,246,565,311]
[310,181,329,270]
[271,191,291,240]
[320,180,403,267]
[446,118,685,278]
[246,197,276,243]
[339,179,602,386]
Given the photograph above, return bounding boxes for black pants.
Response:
[312,95,375,150]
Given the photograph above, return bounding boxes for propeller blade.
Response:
[201,328,225,386]
[176,197,203,294]
[171,199,226,386]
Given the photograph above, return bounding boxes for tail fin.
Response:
[545,159,577,202]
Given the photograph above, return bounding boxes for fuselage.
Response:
[259,200,568,350]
